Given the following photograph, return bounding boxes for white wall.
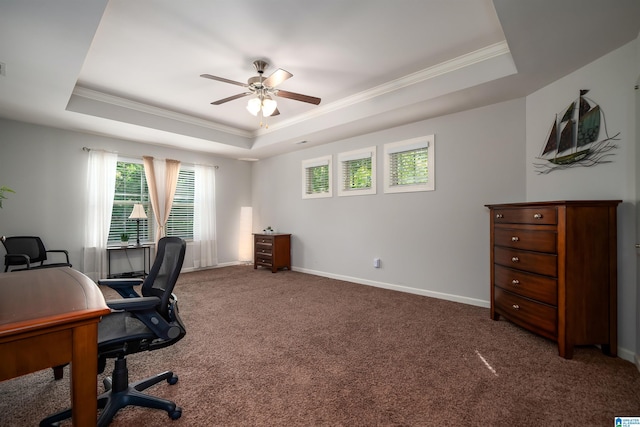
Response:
[252,99,526,305]
[0,118,252,270]
[525,40,639,361]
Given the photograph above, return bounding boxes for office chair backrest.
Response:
[2,236,48,264]
[141,236,186,319]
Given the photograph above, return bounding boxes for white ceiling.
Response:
[1,0,638,160]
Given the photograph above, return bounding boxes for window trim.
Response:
[383,135,435,194]
[302,155,333,199]
[337,146,376,197]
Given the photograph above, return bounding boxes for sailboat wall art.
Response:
[533,90,620,174]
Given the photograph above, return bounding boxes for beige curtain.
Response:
[143,156,181,247]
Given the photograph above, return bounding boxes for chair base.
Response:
[40,356,181,427]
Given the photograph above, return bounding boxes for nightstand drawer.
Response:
[494,287,557,338]
[494,265,557,306]
[494,246,557,277]
[494,227,556,253]
[493,207,557,225]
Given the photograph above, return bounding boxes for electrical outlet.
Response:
[373,258,380,268]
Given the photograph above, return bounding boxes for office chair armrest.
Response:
[98,278,143,298]
[107,296,182,341]
[46,249,70,263]
[106,296,160,311]
[4,253,31,268]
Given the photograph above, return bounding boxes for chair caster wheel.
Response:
[169,407,182,420]
[168,374,179,385]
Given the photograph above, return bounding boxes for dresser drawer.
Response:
[494,265,557,306]
[493,207,557,225]
[494,246,557,277]
[494,227,556,253]
[494,287,557,338]
[256,256,273,267]
[255,236,274,245]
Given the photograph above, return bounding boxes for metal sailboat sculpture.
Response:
[534,90,619,174]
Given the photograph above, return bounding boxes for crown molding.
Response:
[258,41,512,135]
[71,86,253,138]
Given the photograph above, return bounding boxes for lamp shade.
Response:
[262,97,277,117]
[246,98,261,116]
[129,204,147,219]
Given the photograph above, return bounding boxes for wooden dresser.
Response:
[253,233,291,273]
[486,200,620,359]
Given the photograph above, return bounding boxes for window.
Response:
[384,135,434,193]
[302,156,332,199]
[337,147,376,196]
[109,161,152,244]
[108,160,195,244]
[165,167,195,240]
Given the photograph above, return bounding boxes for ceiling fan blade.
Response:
[275,90,321,105]
[263,68,293,88]
[200,74,248,87]
[211,92,251,105]
[271,108,280,116]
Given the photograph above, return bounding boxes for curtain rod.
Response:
[82,147,219,169]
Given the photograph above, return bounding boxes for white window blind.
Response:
[338,147,376,196]
[384,136,434,193]
[302,156,332,199]
[109,161,153,243]
[165,167,195,240]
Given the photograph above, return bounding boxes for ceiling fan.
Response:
[200,60,321,124]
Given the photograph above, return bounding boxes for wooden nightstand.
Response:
[253,233,291,273]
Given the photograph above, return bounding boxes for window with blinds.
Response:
[165,167,194,240]
[384,135,435,193]
[109,161,152,244]
[338,147,376,196]
[302,156,332,199]
[108,161,195,244]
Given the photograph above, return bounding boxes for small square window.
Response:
[302,156,332,199]
[337,147,376,197]
[384,135,434,193]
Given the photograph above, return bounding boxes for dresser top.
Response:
[485,200,621,209]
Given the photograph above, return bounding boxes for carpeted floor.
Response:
[1,265,639,426]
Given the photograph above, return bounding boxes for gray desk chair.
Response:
[41,236,187,427]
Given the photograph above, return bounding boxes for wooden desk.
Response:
[0,267,110,426]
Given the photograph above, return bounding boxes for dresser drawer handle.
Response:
[512,304,520,310]
[533,213,543,219]
[496,214,504,219]
[511,236,519,242]
[511,257,519,263]
[512,279,520,285]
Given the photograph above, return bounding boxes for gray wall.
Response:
[0,118,252,270]
[252,99,526,305]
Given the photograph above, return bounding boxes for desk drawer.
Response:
[494,287,557,338]
[494,246,557,277]
[494,227,556,253]
[494,265,557,306]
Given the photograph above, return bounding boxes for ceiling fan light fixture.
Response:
[246,97,261,116]
[262,97,277,117]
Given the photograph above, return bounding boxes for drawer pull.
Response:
[533,213,543,219]
[511,256,519,263]
[511,236,519,242]
[511,279,520,285]
[496,214,504,219]
[512,304,520,310]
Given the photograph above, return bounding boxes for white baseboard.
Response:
[292,266,490,308]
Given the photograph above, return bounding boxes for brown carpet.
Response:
[1,265,639,426]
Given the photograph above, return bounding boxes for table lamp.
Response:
[128,204,147,246]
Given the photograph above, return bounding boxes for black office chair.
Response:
[1,236,71,272]
[41,236,187,427]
